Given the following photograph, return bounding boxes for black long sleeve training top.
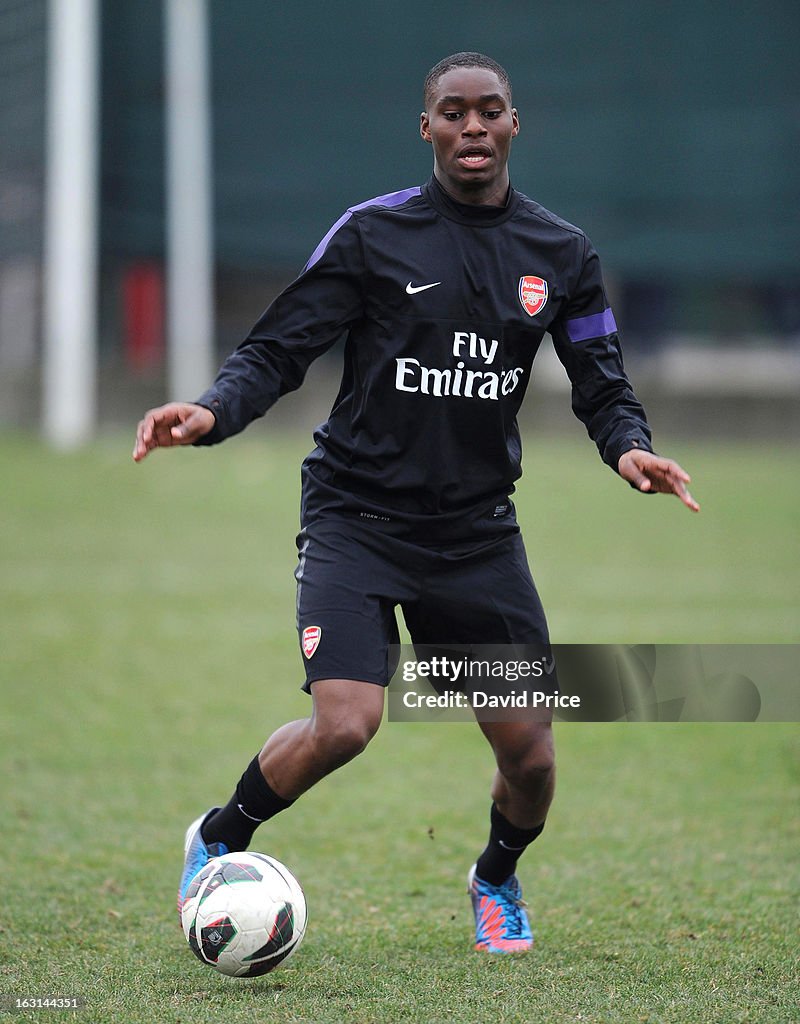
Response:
[195,177,652,536]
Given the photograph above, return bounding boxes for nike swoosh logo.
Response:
[406,281,441,295]
[237,803,265,823]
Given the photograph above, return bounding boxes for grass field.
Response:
[1,431,798,1023]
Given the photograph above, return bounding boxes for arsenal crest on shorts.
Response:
[302,625,321,659]
[518,276,548,317]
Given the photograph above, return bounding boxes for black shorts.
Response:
[294,517,551,691]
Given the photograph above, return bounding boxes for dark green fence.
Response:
[99,0,799,282]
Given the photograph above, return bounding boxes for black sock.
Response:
[201,755,295,852]
[474,803,544,886]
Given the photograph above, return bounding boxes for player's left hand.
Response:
[618,449,700,512]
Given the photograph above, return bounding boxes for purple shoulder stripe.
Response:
[304,210,352,271]
[349,186,423,215]
[565,307,617,343]
[304,186,422,270]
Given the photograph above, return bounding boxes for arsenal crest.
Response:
[302,625,321,659]
[518,276,548,317]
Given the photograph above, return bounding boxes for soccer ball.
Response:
[180,852,307,977]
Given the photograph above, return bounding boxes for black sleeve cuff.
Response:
[604,435,655,475]
[192,395,227,446]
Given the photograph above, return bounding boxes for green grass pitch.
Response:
[1,431,798,1023]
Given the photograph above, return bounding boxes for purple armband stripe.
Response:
[304,186,422,271]
[565,307,617,343]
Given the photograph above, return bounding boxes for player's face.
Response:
[420,67,519,206]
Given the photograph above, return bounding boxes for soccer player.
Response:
[133,52,698,953]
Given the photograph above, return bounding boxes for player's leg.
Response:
[178,679,384,913]
[465,715,554,952]
[179,520,406,912]
[404,527,553,950]
[404,530,555,850]
[474,716,555,879]
[216,519,400,834]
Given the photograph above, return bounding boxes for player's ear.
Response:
[420,112,432,143]
[511,108,520,137]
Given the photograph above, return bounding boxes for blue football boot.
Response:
[468,864,533,952]
[177,808,228,917]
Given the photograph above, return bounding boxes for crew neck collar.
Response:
[423,176,519,226]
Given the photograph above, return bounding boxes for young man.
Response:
[134,52,698,953]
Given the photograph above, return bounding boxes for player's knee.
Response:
[496,746,555,795]
[311,716,378,770]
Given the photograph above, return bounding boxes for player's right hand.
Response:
[132,402,216,462]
